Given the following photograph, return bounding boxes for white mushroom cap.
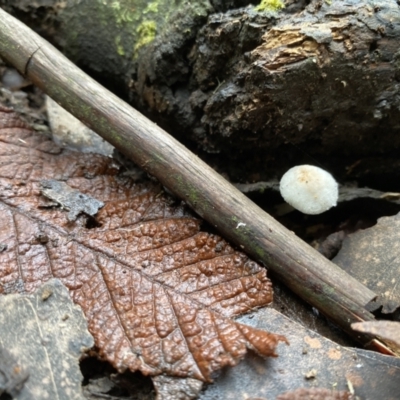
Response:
[279,165,338,215]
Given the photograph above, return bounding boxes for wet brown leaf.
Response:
[0,106,286,382]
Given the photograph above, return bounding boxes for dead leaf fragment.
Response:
[152,375,203,400]
[46,95,114,156]
[0,279,93,400]
[0,347,29,398]
[333,213,400,313]
[40,179,104,221]
[352,321,400,349]
[0,107,286,382]
[199,308,400,400]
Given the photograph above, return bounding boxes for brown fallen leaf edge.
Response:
[0,106,287,382]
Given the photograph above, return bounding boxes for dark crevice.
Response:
[80,356,155,399]
[85,216,102,230]
[369,40,378,52]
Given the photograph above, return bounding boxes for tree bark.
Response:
[2,0,397,187]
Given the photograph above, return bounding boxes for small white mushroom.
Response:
[279,165,338,215]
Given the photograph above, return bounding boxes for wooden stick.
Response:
[0,9,378,342]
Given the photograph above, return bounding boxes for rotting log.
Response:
[0,8,391,349]
[2,0,400,188]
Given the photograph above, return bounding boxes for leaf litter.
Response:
[0,279,93,400]
[0,106,287,388]
[333,212,400,314]
[352,321,400,353]
[40,179,104,221]
[199,307,400,400]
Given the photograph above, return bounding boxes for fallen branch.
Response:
[0,8,385,347]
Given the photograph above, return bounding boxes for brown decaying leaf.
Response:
[0,106,286,382]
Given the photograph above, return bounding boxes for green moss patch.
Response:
[255,0,285,12]
[134,20,157,56]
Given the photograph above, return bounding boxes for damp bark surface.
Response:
[2,0,400,188]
